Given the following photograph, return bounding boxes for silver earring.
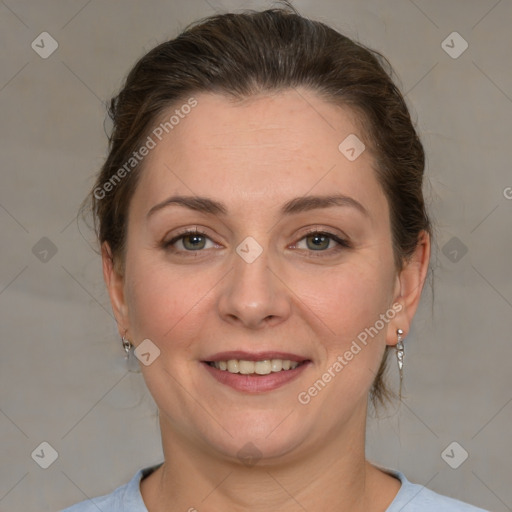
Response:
[396,328,404,399]
[121,332,140,373]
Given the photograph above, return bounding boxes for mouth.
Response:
[201,352,311,393]
[205,358,307,375]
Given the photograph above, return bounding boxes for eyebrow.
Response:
[146,193,369,219]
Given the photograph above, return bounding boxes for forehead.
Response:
[130,89,386,219]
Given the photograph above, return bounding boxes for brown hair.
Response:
[84,3,431,408]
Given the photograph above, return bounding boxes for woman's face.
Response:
[105,89,422,463]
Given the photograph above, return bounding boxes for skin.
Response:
[103,89,430,512]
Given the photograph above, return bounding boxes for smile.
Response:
[202,353,311,393]
[207,359,305,375]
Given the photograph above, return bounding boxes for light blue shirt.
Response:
[60,463,489,511]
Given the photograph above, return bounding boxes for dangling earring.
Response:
[121,331,140,373]
[396,328,405,399]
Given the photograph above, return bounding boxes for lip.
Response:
[201,359,312,393]
[204,351,308,363]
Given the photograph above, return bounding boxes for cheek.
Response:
[289,256,395,391]
[124,257,218,348]
[297,259,394,338]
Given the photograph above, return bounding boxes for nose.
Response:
[217,244,291,330]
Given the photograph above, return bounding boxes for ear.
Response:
[386,230,430,346]
[102,242,129,337]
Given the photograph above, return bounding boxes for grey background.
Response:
[0,1,511,511]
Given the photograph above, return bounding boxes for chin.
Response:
[197,409,311,466]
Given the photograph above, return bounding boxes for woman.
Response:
[62,4,488,511]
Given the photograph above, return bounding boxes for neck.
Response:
[141,401,397,512]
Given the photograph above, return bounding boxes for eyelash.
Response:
[162,228,351,257]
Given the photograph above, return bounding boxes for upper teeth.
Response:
[211,359,301,375]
